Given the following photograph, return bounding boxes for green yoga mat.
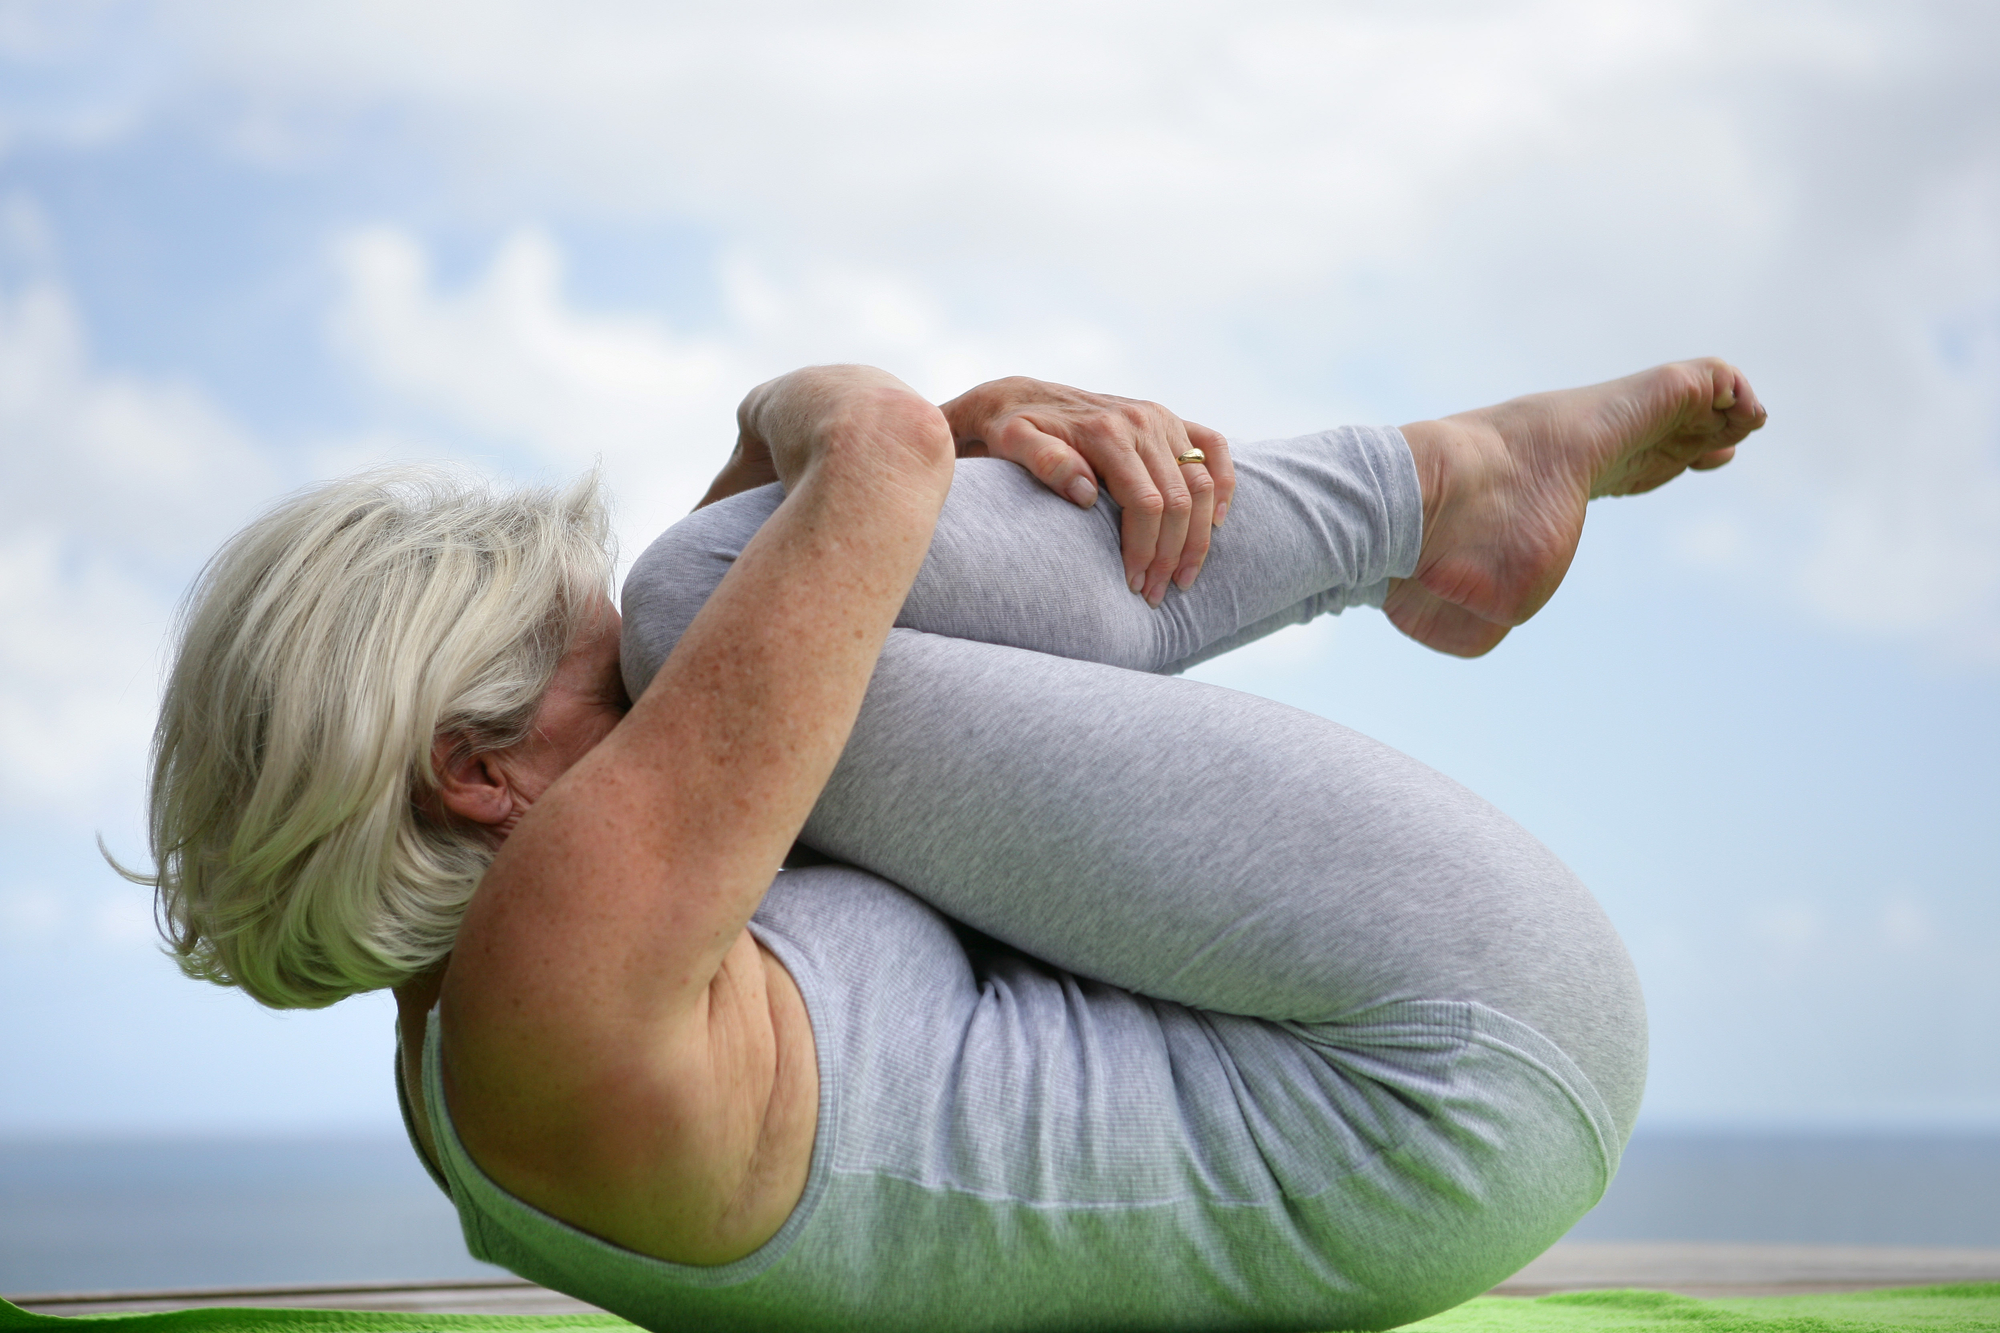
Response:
[6,1285,1999,1333]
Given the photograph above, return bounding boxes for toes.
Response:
[1731,376,1769,430]
[1705,359,1768,431]
[1676,356,1740,415]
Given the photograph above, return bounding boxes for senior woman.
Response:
[134,361,1764,1331]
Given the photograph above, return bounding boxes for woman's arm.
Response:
[697,376,1235,604]
[436,365,954,1260]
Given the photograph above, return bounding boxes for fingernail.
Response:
[1130,571,1145,595]
[1213,501,1228,527]
[1066,476,1097,507]
[1175,565,1198,591]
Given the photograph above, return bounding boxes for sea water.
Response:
[1568,1131,2000,1246]
[2,1137,502,1294]
[4,1132,1998,1295]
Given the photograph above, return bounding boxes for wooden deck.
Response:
[1495,1242,2000,1299]
[8,1278,604,1317]
[11,1243,2000,1316]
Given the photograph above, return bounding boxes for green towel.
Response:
[4,1286,1998,1333]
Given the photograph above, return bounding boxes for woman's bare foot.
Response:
[1387,358,1767,651]
[1380,579,1513,657]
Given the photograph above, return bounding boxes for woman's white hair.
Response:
[117,465,613,1010]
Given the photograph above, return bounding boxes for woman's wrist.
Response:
[694,451,779,510]
[743,366,951,494]
[702,367,927,511]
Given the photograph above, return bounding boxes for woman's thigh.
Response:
[807,628,1645,1144]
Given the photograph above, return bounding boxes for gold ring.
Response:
[1175,449,1206,466]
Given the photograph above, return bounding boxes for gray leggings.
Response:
[621,428,1645,1140]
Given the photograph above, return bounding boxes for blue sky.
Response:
[1,0,1995,1136]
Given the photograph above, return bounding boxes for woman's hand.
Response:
[940,377,1234,607]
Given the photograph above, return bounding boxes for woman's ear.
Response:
[431,734,515,828]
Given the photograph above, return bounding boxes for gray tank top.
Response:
[404,864,1613,1332]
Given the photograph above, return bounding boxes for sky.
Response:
[0,0,1995,1137]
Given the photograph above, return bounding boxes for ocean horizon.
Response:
[5,1128,1998,1296]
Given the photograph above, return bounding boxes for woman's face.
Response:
[509,594,630,797]
[429,594,631,840]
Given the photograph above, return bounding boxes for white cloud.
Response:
[0,274,278,567]
[176,0,1747,294]
[1782,166,2000,655]
[332,226,733,465]
[0,530,165,812]
[0,885,64,943]
[0,270,279,815]
[330,224,737,554]
[327,224,1124,555]
[119,0,1997,659]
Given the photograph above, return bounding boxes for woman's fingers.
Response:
[946,377,1233,604]
[1172,459,1215,592]
[1122,404,1231,605]
[989,417,1101,508]
[1141,472,1192,607]
[1085,439,1170,596]
[1169,421,1230,592]
[1136,416,1205,601]
[1186,421,1234,526]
